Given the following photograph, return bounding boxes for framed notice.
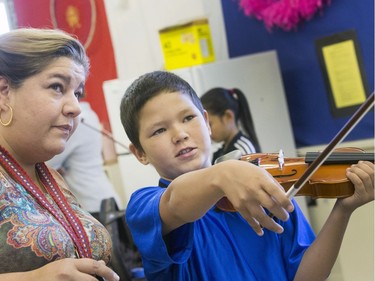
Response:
[315,30,370,117]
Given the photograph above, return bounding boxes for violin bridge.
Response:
[278,149,284,170]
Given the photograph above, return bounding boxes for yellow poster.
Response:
[322,40,366,108]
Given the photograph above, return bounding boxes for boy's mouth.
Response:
[175,147,194,157]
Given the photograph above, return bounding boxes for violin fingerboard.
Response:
[305,152,375,164]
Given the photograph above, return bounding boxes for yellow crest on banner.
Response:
[50,0,96,49]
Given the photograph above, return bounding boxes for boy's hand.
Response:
[337,161,374,213]
[215,160,294,236]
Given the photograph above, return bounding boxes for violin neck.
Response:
[305,152,375,164]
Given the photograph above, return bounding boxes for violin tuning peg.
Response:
[278,149,284,170]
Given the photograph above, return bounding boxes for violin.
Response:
[216,148,374,212]
[216,92,374,212]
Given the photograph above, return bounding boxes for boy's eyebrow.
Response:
[142,119,165,132]
[143,105,196,130]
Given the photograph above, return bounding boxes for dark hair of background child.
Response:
[200,87,261,152]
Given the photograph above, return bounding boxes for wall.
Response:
[220,0,374,148]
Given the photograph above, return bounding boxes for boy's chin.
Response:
[186,160,210,172]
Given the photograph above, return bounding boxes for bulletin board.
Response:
[315,30,370,117]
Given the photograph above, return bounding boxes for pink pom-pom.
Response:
[238,0,331,31]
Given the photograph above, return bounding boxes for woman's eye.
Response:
[74,91,83,99]
[51,83,63,93]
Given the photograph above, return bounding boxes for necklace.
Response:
[0,146,92,258]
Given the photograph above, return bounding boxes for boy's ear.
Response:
[129,143,149,165]
[203,110,211,135]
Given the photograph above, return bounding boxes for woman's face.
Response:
[0,57,85,164]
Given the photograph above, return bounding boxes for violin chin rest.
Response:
[215,150,242,164]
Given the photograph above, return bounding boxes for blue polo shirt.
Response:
[126,178,315,281]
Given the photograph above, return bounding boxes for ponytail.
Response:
[231,88,260,152]
[200,87,261,151]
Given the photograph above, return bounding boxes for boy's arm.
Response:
[294,161,374,281]
[159,159,294,235]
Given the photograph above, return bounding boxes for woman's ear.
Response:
[0,76,10,95]
[129,143,149,165]
[0,76,10,107]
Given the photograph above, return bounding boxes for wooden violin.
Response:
[216,148,374,212]
[245,147,374,198]
[216,92,374,212]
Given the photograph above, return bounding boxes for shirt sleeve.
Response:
[126,187,194,272]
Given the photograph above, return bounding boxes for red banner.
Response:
[13,0,117,131]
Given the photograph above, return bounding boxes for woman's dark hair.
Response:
[0,28,89,89]
[200,87,260,151]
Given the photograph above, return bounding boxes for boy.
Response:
[120,71,374,281]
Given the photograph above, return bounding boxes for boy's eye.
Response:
[152,128,166,136]
[184,115,195,122]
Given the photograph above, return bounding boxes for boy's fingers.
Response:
[240,204,285,235]
[260,181,294,221]
[267,178,295,211]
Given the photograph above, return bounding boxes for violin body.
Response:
[241,153,355,199]
[216,148,374,212]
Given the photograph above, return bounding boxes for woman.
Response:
[200,87,260,164]
[0,28,119,281]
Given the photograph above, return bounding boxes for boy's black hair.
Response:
[120,71,205,151]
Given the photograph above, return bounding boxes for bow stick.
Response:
[80,118,131,155]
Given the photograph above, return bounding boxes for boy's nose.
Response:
[172,129,189,144]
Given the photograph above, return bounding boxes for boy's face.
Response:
[130,91,212,180]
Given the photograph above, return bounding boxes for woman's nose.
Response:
[63,93,81,117]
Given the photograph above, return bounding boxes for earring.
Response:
[0,104,13,127]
